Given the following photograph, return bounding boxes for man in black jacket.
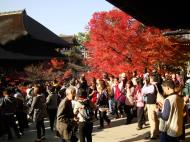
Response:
[2,88,21,139]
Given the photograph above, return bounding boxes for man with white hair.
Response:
[56,86,77,142]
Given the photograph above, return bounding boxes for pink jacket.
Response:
[135,89,144,107]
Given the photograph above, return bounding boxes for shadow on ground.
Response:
[119,129,190,142]
[119,131,154,142]
[93,116,142,133]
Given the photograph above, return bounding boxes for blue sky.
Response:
[0,0,114,35]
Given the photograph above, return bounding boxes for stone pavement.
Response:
[92,118,190,142]
[1,117,190,142]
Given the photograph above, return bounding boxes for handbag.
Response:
[117,94,126,104]
[154,85,164,106]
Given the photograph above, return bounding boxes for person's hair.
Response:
[49,86,56,94]
[77,88,87,98]
[162,80,175,89]
[33,86,42,95]
[109,74,114,79]
[58,88,66,98]
[66,86,76,96]
[98,80,107,90]
[92,77,96,84]
[3,88,12,96]
[150,75,157,82]
[114,77,119,82]
[123,77,127,87]
[133,70,137,76]
[136,78,143,88]
[80,76,86,82]
[144,68,148,74]
[103,73,109,80]
[91,80,97,90]
[126,80,133,88]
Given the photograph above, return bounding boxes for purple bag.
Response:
[117,94,126,104]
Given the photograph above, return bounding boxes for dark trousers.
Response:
[94,108,99,119]
[48,109,57,131]
[118,103,125,115]
[0,115,6,137]
[78,122,93,142]
[16,111,24,133]
[36,119,45,139]
[137,107,145,128]
[23,112,29,128]
[113,101,124,117]
[113,101,119,117]
[99,111,110,127]
[125,105,133,124]
[4,114,20,139]
[160,132,179,142]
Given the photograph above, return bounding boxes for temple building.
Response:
[0,10,70,70]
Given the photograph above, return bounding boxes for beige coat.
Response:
[159,94,184,137]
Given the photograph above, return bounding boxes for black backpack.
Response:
[79,100,94,121]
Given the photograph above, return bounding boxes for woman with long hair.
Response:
[88,78,98,120]
[124,80,135,124]
[96,80,110,129]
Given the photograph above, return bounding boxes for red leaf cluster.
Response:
[85,9,183,77]
[63,69,72,79]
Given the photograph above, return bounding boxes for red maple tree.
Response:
[85,9,187,78]
[63,69,72,79]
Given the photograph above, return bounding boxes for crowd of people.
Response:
[0,70,190,142]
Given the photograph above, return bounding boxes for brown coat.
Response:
[56,97,74,140]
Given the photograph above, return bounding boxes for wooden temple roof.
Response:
[0,10,70,59]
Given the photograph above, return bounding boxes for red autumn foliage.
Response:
[85,9,185,77]
[63,69,72,79]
